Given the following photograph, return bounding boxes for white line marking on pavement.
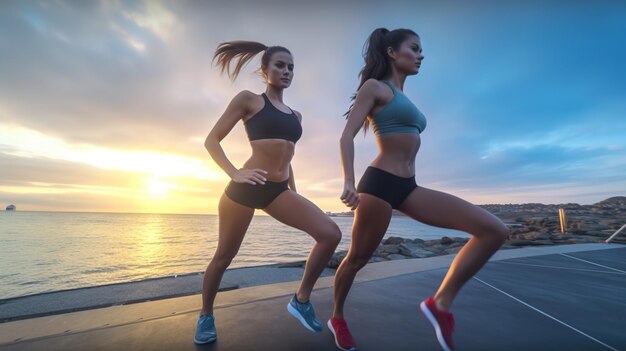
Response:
[496,261,626,275]
[559,253,626,274]
[474,277,619,351]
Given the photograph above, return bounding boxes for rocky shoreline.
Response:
[327,196,626,268]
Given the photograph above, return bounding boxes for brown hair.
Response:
[213,40,291,80]
[346,28,419,132]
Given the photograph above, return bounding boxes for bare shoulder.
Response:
[362,78,387,92]
[231,90,257,105]
[358,79,388,100]
[231,90,264,115]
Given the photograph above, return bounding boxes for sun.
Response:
[147,180,171,197]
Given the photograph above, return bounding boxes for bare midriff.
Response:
[243,139,295,182]
[370,133,421,178]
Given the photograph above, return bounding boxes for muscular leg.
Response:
[264,190,342,302]
[201,193,254,315]
[331,194,392,320]
[398,187,509,311]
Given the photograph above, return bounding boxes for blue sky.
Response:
[0,0,625,213]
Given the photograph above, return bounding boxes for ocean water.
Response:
[0,211,468,299]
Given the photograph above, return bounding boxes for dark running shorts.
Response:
[357,166,417,209]
[225,179,289,209]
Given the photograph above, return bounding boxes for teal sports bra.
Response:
[370,80,427,136]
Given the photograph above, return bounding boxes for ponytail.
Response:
[213,41,268,80]
[359,28,391,91]
[213,40,291,81]
[345,28,418,133]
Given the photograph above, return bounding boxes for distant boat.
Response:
[6,204,16,211]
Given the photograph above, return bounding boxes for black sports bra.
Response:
[244,93,302,143]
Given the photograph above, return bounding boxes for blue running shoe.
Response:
[194,313,217,344]
[287,294,323,332]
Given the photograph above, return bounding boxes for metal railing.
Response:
[606,224,626,243]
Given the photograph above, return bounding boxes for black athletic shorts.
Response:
[225,179,289,209]
[356,166,417,209]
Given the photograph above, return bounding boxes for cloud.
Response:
[0,123,223,180]
[0,0,625,212]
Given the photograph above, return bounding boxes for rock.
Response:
[424,240,439,247]
[413,249,438,258]
[440,236,453,245]
[444,247,463,255]
[368,257,387,263]
[611,237,626,244]
[595,196,626,207]
[582,231,609,237]
[328,250,348,269]
[387,254,407,260]
[549,234,569,240]
[376,244,400,255]
[327,195,626,267]
[399,243,421,256]
[509,227,526,234]
[570,222,583,230]
[383,236,405,245]
[428,245,446,253]
[399,243,437,258]
[582,224,609,231]
[534,232,551,240]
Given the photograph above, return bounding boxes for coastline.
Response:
[3,237,623,323]
[1,196,624,323]
[327,196,626,267]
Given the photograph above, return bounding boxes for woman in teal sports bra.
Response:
[327,28,510,351]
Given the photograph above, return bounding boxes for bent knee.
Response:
[210,254,234,271]
[329,223,342,245]
[491,222,510,241]
[473,220,509,242]
[344,255,369,271]
[315,222,342,246]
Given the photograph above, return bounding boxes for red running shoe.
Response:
[327,318,357,351]
[420,297,456,351]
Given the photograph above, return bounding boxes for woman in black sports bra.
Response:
[327,28,510,351]
[194,41,341,344]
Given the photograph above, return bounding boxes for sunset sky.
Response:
[1,0,625,214]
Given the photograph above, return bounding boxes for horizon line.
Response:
[3,196,624,217]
